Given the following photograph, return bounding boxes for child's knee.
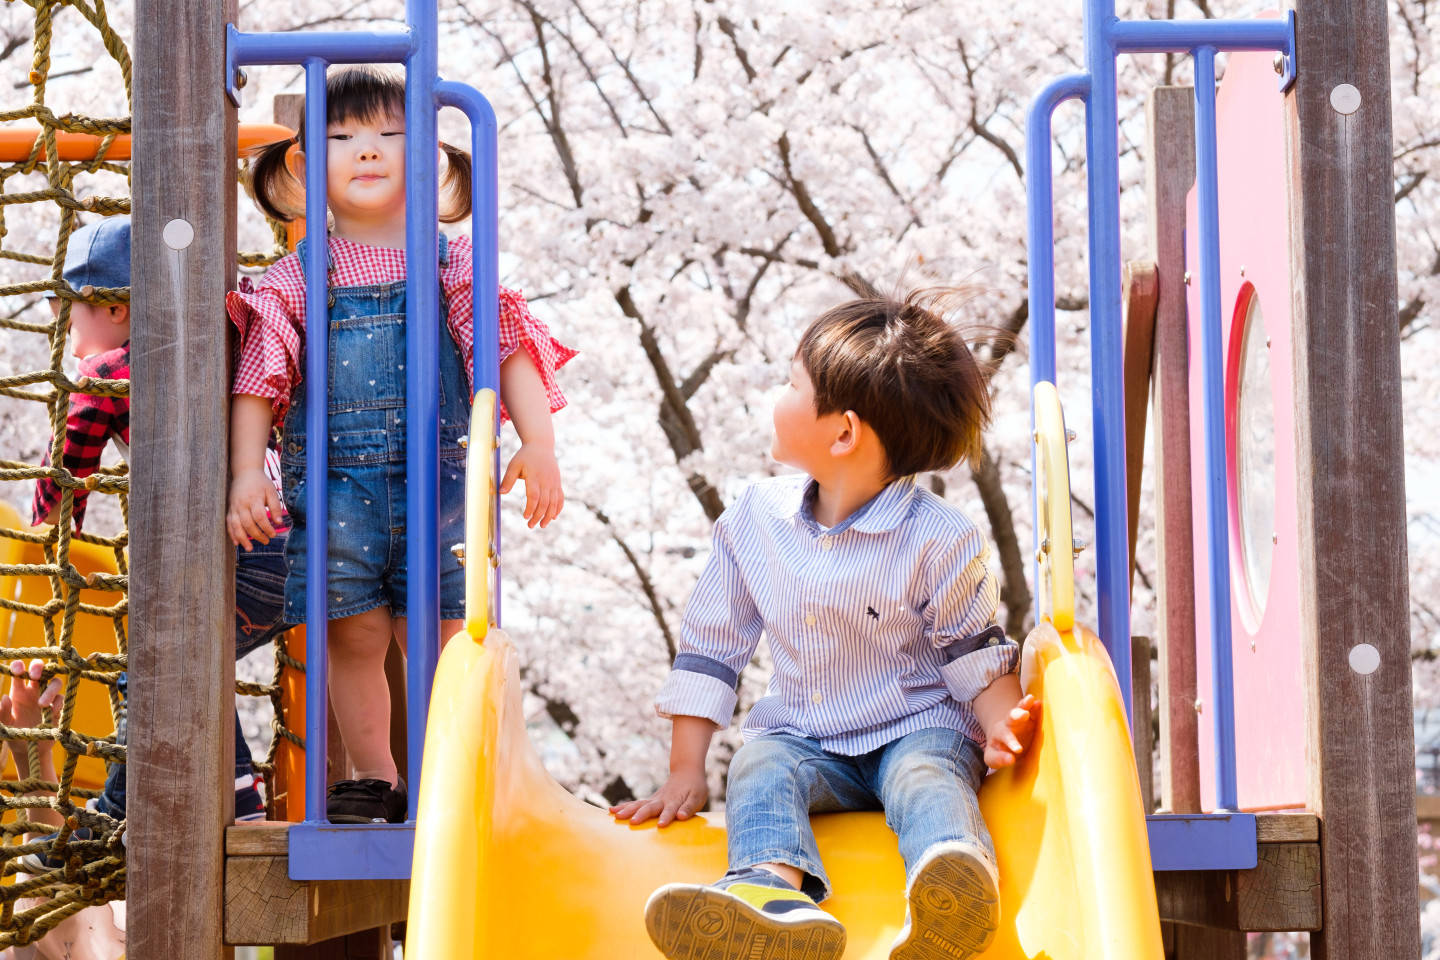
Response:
[728,736,809,791]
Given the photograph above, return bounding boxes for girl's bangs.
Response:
[326,65,406,127]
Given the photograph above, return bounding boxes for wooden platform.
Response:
[224,823,409,947]
[224,813,1320,946]
[1155,812,1322,932]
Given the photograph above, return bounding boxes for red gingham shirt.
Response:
[227,233,574,426]
[32,344,129,531]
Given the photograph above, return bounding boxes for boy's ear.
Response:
[829,410,863,457]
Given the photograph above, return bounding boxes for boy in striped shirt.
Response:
[612,278,1038,960]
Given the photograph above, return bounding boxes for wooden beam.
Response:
[130,1,239,957]
[1145,85,1201,816]
[225,857,410,946]
[1132,635,1154,813]
[1255,811,1319,843]
[1283,2,1419,957]
[1155,842,1322,932]
[228,822,293,857]
[277,928,395,960]
[1122,259,1159,588]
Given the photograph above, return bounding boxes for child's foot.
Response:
[890,841,1000,960]
[325,777,407,824]
[644,868,845,960]
[16,827,94,875]
[235,774,266,823]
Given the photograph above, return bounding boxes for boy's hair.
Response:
[797,274,995,478]
[246,65,471,224]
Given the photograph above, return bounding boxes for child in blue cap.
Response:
[23,215,289,870]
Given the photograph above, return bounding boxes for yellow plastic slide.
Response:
[405,386,1164,958]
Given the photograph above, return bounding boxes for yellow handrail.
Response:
[1032,381,1076,631]
[464,389,498,639]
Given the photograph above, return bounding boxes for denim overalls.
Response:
[280,235,469,623]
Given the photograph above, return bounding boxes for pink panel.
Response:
[1183,28,1306,811]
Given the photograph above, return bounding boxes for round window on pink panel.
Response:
[1235,290,1276,622]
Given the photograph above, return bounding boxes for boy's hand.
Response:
[983,693,1039,769]
[227,468,283,550]
[499,442,563,529]
[609,768,708,827]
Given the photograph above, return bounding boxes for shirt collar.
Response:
[773,475,918,536]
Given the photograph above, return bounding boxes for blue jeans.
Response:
[724,727,992,902]
[96,534,294,818]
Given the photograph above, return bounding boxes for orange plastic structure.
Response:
[0,503,123,793]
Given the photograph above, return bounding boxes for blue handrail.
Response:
[1025,3,1295,815]
[228,1,502,879]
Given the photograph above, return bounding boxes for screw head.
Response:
[457,435,469,449]
[1183,271,1192,286]
[235,68,248,89]
[1272,52,1285,75]
[1239,264,1246,277]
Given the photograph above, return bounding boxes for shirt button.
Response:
[811,691,823,704]
[820,536,833,551]
[804,613,816,626]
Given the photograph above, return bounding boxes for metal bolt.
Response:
[1183,271,1192,286]
[1065,428,1077,443]
[1272,52,1285,76]
[1032,429,1041,443]
[1250,638,1257,652]
[1239,265,1246,277]
[450,543,466,566]
[1072,538,1087,556]
[1330,83,1362,116]
[1266,336,1272,348]
[235,68,248,90]
[1272,532,1278,544]
[1195,698,1204,714]
[457,435,469,449]
[1039,537,1050,555]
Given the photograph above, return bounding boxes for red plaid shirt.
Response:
[32,344,130,531]
[227,233,574,425]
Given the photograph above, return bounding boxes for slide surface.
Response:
[405,619,1164,959]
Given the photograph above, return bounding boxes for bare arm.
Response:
[972,673,1039,769]
[497,349,563,528]
[609,714,716,827]
[227,394,283,550]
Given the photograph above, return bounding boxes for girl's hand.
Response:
[983,694,1039,769]
[499,442,563,529]
[610,768,709,828]
[1,660,61,733]
[227,468,283,550]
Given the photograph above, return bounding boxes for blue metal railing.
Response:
[227,1,501,881]
[1025,2,1293,846]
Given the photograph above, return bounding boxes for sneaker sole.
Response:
[891,846,1000,960]
[645,883,846,960]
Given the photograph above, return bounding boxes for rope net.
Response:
[0,0,299,945]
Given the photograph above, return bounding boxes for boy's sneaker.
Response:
[17,827,94,875]
[326,777,407,824]
[235,774,266,822]
[890,841,1000,960]
[644,869,845,960]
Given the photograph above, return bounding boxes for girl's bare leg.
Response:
[392,618,467,657]
[327,607,399,784]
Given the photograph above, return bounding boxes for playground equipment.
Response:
[115,0,1414,957]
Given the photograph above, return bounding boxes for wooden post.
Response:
[1283,1,1419,956]
[1145,86,1201,816]
[131,0,239,957]
[1131,635,1154,813]
[1121,259,1158,588]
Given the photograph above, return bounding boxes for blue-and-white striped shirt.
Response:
[656,474,1018,755]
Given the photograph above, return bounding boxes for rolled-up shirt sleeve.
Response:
[923,527,1015,704]
[655,507,763,728]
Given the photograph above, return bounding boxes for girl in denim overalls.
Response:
[225,66,574,823]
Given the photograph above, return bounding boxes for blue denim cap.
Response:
[54,215,130,296]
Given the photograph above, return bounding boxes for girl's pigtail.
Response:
[247,136,304,223]
[439,142,473,224]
